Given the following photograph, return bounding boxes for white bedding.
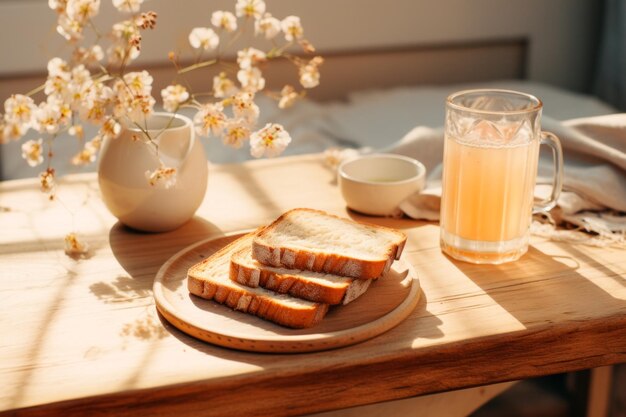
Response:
[1,80,617,180]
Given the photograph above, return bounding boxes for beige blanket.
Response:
[383,114,626,244]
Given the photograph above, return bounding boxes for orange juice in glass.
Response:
[440,90,563,264]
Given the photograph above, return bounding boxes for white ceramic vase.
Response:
[97,112,208,232]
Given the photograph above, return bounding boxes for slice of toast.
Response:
[230,245,372,305]
[187,232,329,329]
[252,208,407,279]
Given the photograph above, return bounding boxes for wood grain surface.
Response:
[0,154,625,417]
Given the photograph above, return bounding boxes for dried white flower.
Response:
[237,67,265,93]
[250,123,291,158]
[112,0,144,13]
[212,72,238,98]
[237,47,266,70]
[2,121,28,141]
[281,16,303,41]
[49,0,68,12]
[56,13,84,41]
[211,11,237,32]
[221,119,250,149]
[80,82,113,124]
[100,118,121,140]
[193,103,226,137]
[121,70,153,96]
[74,45,104,63]
[113,73,155,124]
[235,0,266,19]
[299,57,323,89]
[255,13,281,39]
[21,139,45,167]
[161,84,189,112]
[39,168,56,197]
[278,85,299,109]
[66,0,100,22]
[34,99,63,135]
[47,57,71,79]
[232,92,260,126]
[64,232,90,257]
[188,27,219,51]
[110,20,141,61]
[4,94,36,125]
[145,166,177,188]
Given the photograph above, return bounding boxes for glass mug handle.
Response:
[533,131,564,213]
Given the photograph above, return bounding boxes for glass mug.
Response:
[440,89,563,264]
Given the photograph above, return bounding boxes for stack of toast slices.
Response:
[187,208,408,328]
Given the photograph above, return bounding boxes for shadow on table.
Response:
[449,243,624,332]
[91,216,222,304]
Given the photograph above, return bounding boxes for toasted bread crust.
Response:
[230,259,348,305]
[252,208,407,279]
[187,233,329,329]
[188,274,328,328]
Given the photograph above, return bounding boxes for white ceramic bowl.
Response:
[338,154,426,216]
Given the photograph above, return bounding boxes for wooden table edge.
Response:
[4,313,625,417]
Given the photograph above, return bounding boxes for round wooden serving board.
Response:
[153,232,421,353]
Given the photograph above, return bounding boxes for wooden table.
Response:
[1,154,625,416]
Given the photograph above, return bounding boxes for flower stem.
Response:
[177,59,217,74]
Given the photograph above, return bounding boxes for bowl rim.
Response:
[338,153,426,186]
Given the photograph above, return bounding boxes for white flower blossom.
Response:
[66,0,100,22]
[64,232,90,257]
[100,118,121,140]
[278,85,299,109]
[232,92,260,126]
[74,45,104,63]
[212,72,238,98]
[122,70,153,96]
[281,16,303,41]
[235,0,265,19]
[237,67,265,93]
[80,82,113,124]
[211,11,237,32]
[188,27,219,51]
[112,0,144,13]
[255,13,281,39]
[71,136,101,165]
[110,20,141,61]
[221,119,250,149]
[250,123,291,158]
[112,19,139,41]
[107,43,139,65]
[34,99,63,135]
[4,94,36,125]
[145,166,177,188]
[67,66,92,110]
[113,73,155,124]
[49,0,67,12]
[193,103,226,137]
[3,121,28,141]
[21,139,45,167]
[68,124,84,139]
[39,168,56,197]
[237,47,266,70]
[44,75,70,101]
[56,13,84,41]
[124,95,155,124]
[47,58,71,79]
[161,84,189,112]
[299,56,323,89]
